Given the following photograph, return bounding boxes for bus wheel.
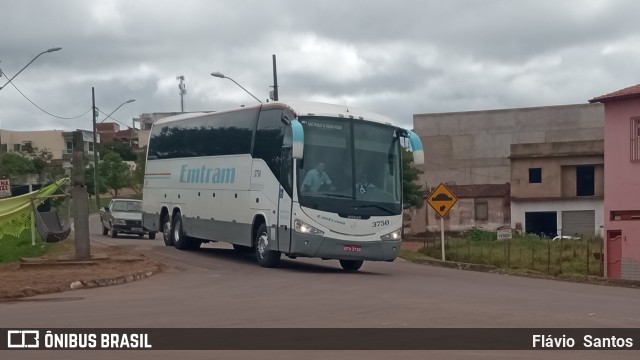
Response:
[162,214,173,246]
[339,260,363,272]
[172,213,189,250]
[255,223,281,267]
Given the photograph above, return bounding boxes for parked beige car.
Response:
[99,199,156,239]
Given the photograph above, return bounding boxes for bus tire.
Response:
[162,214,173,246]
[339,260,363,272]
[149,232,157,240]
[172,213,189,250]
[254,223,281,268]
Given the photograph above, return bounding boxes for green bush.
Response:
[0,230,50,263]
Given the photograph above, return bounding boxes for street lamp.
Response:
[0,47,62,92]
[211,71,262,104]
[92,93,136,209]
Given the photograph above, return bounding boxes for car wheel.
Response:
[162,214,173,246]
[102,224,109,236]
[339,260,363,272]
[149,232,156,240]
[110,223,118,238]
[254,223,280,268]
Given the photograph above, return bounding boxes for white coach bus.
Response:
[142,102,423,271]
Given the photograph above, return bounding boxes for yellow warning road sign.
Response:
[427,183,458,218]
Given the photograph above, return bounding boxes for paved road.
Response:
[1,215,638,359]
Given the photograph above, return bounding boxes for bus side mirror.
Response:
[408,130,424,166]
[291,120,304,160]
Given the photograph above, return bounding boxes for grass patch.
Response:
[0,230,68,263]
[410,230,604,277]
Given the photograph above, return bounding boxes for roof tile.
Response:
[589,84,640,103]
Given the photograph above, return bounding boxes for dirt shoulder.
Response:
[0,244,163,302]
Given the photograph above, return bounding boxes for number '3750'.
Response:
[372,220,389,227]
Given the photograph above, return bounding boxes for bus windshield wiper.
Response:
[321,193,354,199]
[356,204,396,214]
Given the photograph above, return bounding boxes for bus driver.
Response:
[302,162,335,192]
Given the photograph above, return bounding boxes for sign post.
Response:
[427,183,458,261]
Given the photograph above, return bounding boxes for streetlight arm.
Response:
[226,77,262,104]
[210,72,262,104]
[0,47,62,91]
[99,99,136,123]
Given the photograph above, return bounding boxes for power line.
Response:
[97,109,135,130]
[1,74,92,120]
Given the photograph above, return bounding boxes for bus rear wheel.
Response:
[339,260,363,272]
[162,214,173,246]
[172,213,188,250]
[254,223,280,267]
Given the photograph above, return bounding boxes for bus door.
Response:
[277,130,294,253]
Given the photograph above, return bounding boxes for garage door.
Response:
[562,210,595,237]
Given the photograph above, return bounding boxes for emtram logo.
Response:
[7,330,40,348]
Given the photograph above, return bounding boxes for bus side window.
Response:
[254,109,285,179]
[280,125,293,196]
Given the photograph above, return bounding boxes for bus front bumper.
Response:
[289,233,401,261]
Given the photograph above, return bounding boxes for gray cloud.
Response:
[1,0,639,132]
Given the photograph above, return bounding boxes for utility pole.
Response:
[271,54,279,101]
[92,87,100,210]
[72,131,91,259]
[177,75,186,112]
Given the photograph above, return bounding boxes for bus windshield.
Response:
[297,116,402,216]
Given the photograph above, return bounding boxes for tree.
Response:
[102,140,137,161]
[85,164,108,197]
[131,150,146,194]
[1,152,36,178]
[30,148,62,181]
[402,147,425,209]
[99,152,132,197]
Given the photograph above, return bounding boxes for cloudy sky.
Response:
[1,0,639,131]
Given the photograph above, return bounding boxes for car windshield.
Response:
[111,201,142,212]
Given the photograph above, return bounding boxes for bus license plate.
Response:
[343,245,361,252]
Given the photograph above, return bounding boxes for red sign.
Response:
[0,179,10,198]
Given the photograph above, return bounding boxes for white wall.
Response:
[511,199,604,237]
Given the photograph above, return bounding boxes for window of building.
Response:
[475,200,488,221]
[632,117,640,162]
[576,165,595,196]
[22,141,33,153]
[88,141,94,152]
[66,141,73,153]
[529,168,542,183]
[13,144,21,152]
[0,144,7,153]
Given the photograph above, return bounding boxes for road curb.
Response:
[70,269,159,290]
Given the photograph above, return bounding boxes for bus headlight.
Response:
[380,229,401,241]
[294,219,324,236]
